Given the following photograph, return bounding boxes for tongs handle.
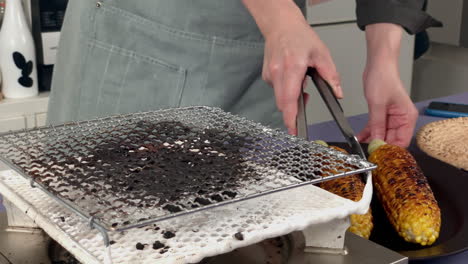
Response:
[306,68,366,159]
[296,92,309,140]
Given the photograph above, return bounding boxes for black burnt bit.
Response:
[163,204,182,213]
[222,190,237,198]
[136,242,145,250]
[152,241,165,250]
[210,194,223,202]
[234,232,244,240]
[194,197,211,205]
[163,231,176,239]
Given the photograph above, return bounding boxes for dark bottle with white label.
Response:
[0,0,38,98]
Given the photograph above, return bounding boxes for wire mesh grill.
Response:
[0,106,375,231]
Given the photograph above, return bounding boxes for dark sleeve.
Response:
[356,0,442,34]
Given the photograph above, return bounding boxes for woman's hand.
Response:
[243,0,342,134]
[263,21,343,135]
[357,23,418,147]
[358,65,418,147]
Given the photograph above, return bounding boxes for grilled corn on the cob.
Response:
[316,142,374,239]
[368,139,441,246]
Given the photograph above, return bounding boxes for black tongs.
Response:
[296,68,366,159]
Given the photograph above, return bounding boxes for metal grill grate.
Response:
[0,106,375,231]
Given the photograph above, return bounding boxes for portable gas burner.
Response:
[0,69,407,263]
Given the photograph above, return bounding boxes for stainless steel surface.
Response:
[203,231,408,264]
[0,106,375,233]
[289,231,408,264]
[302,217,349,254]
[0,211,51,264]
[201,236,291,264]
[0,205,408,264]
[296,92,309,140]
[0,207,408,264]
[308,68,366,159]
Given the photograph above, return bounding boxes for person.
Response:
[47,0,440,147]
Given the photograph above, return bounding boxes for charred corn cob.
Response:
[315,141,374,239]
[368,139,441,246]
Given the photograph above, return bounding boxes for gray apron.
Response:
[47,0,306,129]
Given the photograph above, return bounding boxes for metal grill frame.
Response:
[0,106,375,239]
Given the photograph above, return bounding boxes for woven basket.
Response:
[417,117,468,170]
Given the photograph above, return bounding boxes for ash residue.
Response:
[58,121,260,223]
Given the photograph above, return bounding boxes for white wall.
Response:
[411,43,468,101]
[306,1,414,124]
[426,0,465,47]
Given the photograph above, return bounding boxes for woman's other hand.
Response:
[357,23,418,147]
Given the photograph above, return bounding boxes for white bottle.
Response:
[0,0,38,99]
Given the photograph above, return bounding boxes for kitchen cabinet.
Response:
[35,112,47,126]
[307,0,355,24]
[305,1,414,124]
[0,116,26,132]
[0,92,48,133]
[426,0,468,48]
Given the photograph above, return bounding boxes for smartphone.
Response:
[425,101,468,118]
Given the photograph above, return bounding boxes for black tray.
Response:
[331,142,468,262]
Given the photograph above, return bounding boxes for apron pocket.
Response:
[77,39,186,120]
